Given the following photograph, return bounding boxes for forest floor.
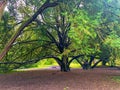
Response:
[0,67,120,90]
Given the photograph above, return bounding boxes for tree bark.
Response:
[0,0,7,20]
[60,55,70,72]
[60,63,70,72]
[102,60,107,66]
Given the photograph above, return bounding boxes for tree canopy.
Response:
[0,0,120,72]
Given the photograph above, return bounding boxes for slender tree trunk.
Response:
[89,55,95,66]
[0,0,7,20]
[102,60,107,66]
[82,61,90,70]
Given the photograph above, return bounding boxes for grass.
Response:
[112,76,120,82]
[15,63,81,72]
[70,63,81,68]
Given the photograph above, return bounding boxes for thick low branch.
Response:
[13,39,51,45]
[0,57,42,65]
[0,1,58,61]
[0,55,62,68]
[68,54,84,65]
[76,58,83,67]
[44,55,62,66]
[91,59,102,69]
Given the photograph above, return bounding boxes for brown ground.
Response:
[0,68,120,90]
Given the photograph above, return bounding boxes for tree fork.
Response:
[0,1,58,61]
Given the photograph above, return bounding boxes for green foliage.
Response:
[105,32,120,49]
[0,0,120,72]
[69,9,98,55]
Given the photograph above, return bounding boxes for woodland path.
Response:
[0,68,120,90]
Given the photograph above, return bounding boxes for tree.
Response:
[0,0,83,72]
[0,0,59,72]
[0,0,120,72]
[80,0,120,68]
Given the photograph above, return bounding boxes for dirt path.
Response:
[0,68,120,90]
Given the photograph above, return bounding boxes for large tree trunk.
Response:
[60,55,70,72]
[0,1,7,20]
[60,63,70,72]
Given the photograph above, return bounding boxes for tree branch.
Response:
[0,1,58,61]
[91,59,102,69]
[68,54,84,65]
[0,55,62,68]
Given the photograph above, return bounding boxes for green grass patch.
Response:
[112,76,120,82]
[37,64,58,68]
[70,63,81,68]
